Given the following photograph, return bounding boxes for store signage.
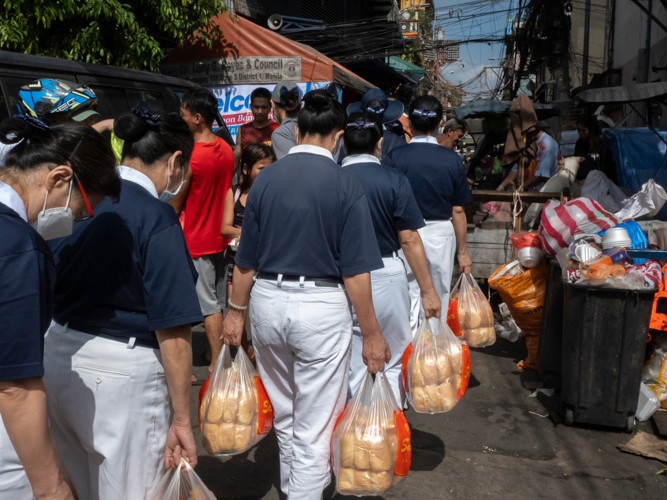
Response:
[162,56,302,85]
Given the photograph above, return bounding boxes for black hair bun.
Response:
[303,90,332,111]
[0,117,38,145]
[114,112,149,142]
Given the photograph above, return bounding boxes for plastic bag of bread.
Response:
[150,458,215,500]
[198,345,273,456]
[447,274,496,348]
[402,318,471,413]
[331,372,411,496]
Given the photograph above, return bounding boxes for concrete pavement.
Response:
[188,328,666,499]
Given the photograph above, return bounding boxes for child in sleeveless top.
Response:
[221,143,276,358]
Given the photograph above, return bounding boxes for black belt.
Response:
[256,273,343,288]
[59,322,160,349]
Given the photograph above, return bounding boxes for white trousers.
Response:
[349,255,411,407]
[249,279,352,500]
[43,322,170,500]
[0,413,32,499]
[400,220,457,333]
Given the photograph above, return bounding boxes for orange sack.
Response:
[488,260,548,370]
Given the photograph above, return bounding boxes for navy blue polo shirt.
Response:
[48,168,203,347]
[385,137,472,220]
[235,145,383,279]
[0,189,55,381]
[341,155,425,256]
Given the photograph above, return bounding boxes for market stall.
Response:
[457,95,667,432]
[161,14,373,141]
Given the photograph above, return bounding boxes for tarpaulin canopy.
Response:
[161,14,373,94]
[603,127,667,219]
[455,100,559,121]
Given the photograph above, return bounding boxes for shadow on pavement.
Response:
[410,426,446,471]
[194,430,281,499]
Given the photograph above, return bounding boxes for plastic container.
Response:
[636,382,660,422]
[601,227,631,247]
[561,280,655,432]
[517,247,543,268]
[537,258,564,389]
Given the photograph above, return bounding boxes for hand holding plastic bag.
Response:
[150,458,215,500]
[401,318,471,413]
[198,345,273,456]
[332,372,411,496]
[447,274,496,347]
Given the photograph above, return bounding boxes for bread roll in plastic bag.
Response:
[198,345,273,456]
[150,458,215,500]
[331,372,411,496]
[447,274,496,347]
[401,318,471,413]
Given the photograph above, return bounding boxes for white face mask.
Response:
[33,180,74,240]
[159,158,184,203]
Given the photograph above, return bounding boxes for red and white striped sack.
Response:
[539,198,620,256]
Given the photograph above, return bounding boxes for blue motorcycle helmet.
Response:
[17,79,97,125]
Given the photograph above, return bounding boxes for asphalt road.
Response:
[188,328,666,499]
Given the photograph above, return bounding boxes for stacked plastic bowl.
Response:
[601,227,632,250]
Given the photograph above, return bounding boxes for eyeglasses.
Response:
[68,140,93,221]
[48,139,94,221]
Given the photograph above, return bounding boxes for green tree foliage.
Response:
[0,0,226,72]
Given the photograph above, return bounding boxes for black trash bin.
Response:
[561,280,655,432]
[537,258,564,389]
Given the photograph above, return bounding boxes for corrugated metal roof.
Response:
[575,82,667,104]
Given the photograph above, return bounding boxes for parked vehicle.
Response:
[0,50,234,146]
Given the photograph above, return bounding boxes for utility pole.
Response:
[582,0,591,89]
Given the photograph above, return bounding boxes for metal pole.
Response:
[645,0,653,84]
[582,0,591,89]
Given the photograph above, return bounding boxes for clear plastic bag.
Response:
[401,318,471,413]
[447,274,496,347]
[150,459,216,500]
[198,345,273,456]
[331,372,411,496]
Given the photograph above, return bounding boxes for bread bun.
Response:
[466,308,482,329]
[202,423,220,454]
[218,422,235,451]
[338,467,355,491]
[410,359,424,387]
[222,393,238,423]
[369,437,392,472]
[237,391,254,425]
[207,392,225,423]
[353,440,371,470]
[422,355,438,385]
[234,424,252,451]
[437,382,457,412]
[437,353,452,380]
[340,433,355,468]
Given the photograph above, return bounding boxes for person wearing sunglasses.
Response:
[43,105,203,500]
[0,115,121,499]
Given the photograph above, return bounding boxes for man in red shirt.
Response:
[172,88,234,373]
[233,87,278,165]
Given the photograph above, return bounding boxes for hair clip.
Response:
[411,108,438,119]
[14,114,49,130]
[365,105,386,115]
[132,106,161,126]
[280,86,299,99]
[346,117,376,130]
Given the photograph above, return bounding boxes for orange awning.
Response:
[161,14,374,94]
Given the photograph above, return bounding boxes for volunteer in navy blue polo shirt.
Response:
[222,90,390,500]
[345,88,407,162]
[342,111,442,405]
[386,95,473,333]
[44,107,204,500]
[0,116,120,499]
